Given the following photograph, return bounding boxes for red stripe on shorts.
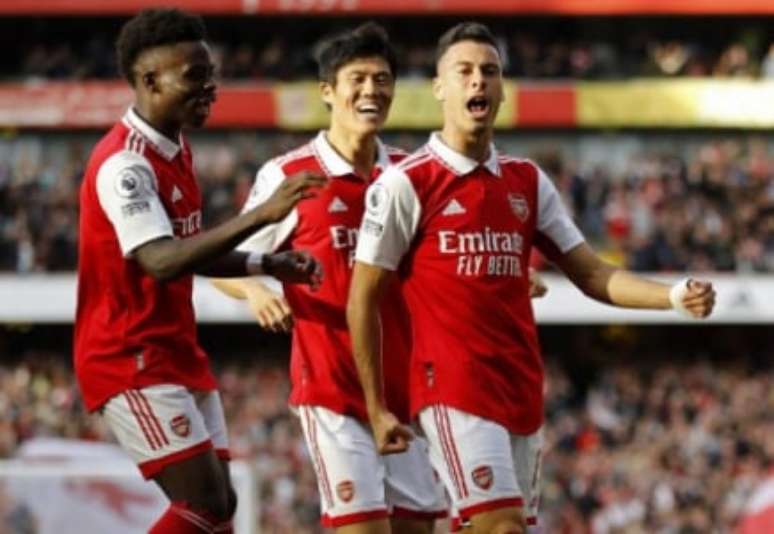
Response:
[123,391,159,450]
[134,390,170,446]
[434,406,466,499]
[441,406,469,498]
[303,407,334,508]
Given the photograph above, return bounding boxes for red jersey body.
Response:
[75,108,216,412]
[238,132,411,421]
[356,133,584,434]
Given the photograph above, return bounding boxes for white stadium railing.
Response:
[0,273,770,324]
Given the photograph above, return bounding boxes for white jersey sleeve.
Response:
[536,167,585,254]
[355,166,422,271]
[236,160,298,254]
[96,151,173,257]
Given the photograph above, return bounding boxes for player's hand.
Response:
[255,172,327,223]
[370,409,413,455]
[244,284,293,333]
[671,278,716,318]
[682,279,716,318]
[529,267,548,299]
[264,251,323,289]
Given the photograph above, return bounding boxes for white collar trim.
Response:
[427,132,500,177]
[312,131,390,177]
[122,107,181,161]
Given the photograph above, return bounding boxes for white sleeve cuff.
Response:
[669,278,692,317]
[246,251,265,276]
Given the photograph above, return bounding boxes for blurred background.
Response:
[0,1,772,533]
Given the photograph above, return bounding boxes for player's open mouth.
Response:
[356,102,382,120]
[467,96,490,119]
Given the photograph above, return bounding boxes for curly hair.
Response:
[314,22,398,84]
[435,22,500,65]
[116,8,206,86]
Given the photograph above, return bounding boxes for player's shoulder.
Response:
[88,122,136,163]
[87,124,155,183]
[271,141,318,174]
[393,145,435,175]
[498,154,540,173]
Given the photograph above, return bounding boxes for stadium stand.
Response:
[0,1,771,532]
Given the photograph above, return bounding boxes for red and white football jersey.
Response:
[238,132,411,421]
[75,108,216,412]
[355,133,584,434]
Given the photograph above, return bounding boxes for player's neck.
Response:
[133,104,181,143]
[439,126,492,163]
[326,126,378,180]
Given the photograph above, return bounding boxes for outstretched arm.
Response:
[346,261,413,454]
[554,243,715,318]
[134,172,325,281]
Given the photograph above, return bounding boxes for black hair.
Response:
[435,22,500,65]
[314,22,398,84]
[116,8,206,86]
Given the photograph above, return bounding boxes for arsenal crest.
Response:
[508,193,529,222]
[170,414,191,438]
[472,465,494,490]
[336,480,355,503]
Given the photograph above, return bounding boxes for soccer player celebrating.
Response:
[347,22,716,534]
[74,9,324,534]
[212,24,447,534]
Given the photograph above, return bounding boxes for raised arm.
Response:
[554,243,715,317]
[346,261,413,454]
[533,165,714,318]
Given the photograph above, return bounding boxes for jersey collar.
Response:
[427,132,501,177]
[312,130,391,178]
[123,107,181,161]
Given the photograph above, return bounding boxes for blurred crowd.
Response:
[0,347,770,533]
[4,17,774,81]
[534,137,774,273]
[0,132,771,273]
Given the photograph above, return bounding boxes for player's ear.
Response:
[319,81,334,108]
[432,76,444,102]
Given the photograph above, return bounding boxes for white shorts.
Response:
[102,384,230,479]
[297,405,447,528]
[418,405,542,528]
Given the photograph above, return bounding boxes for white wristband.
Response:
[246,251,265,276]
[669,278,692,317]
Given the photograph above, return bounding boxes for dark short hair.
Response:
[116,8,206,86]
[435,22,500,66]
[314,22,398,84]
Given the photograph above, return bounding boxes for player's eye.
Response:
[375,73,392,85]
[483,65,501,76]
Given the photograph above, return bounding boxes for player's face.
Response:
[144,41,217,130]
[322,56,395,136]
[433,40,503,136]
